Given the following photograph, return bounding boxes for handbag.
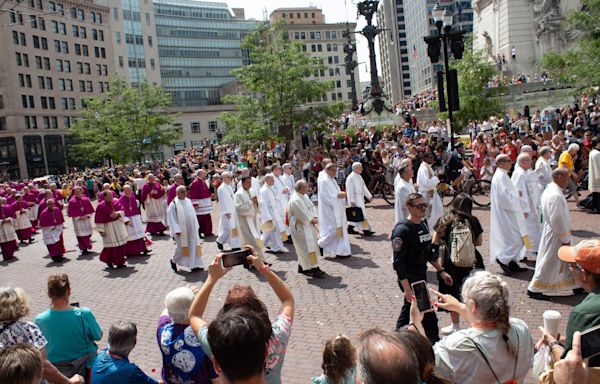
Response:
[345,206,364,222]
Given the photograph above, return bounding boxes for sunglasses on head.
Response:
[409,203,427,209]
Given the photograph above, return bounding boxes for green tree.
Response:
[219,21,346,146]
[443,42,505,130]
[68,78,181,164]
[538,0,600,93]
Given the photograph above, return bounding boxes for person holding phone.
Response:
[538,240,600,368]
[391,193,452,343]
[189,246,294,384]
[408,271,534,384]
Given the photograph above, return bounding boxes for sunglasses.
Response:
[409,203,427,209]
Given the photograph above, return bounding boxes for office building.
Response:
[270,7,360,105]
[107,0,162,86]
[404,0,473,95]
[0,0,113,179]
[377,0,410,103]
[153,0,258,107]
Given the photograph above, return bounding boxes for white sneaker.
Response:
[281,247,289,253]
[441,324,461,335]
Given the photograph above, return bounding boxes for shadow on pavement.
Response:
[360,233,388,242]
[77,251,99,261]
[572,229,600,238]
[349,244,369,256]
[307,275,347,289]
[325,255,379,269]
[126,254,151,265]
[45,258,72,267]
[104,266,138,278]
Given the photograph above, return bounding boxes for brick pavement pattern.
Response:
[1,196,597,383]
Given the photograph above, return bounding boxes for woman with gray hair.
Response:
[408,271,534,384]
[0,287,84,384]
[156,287,217,383]
[91,321,159,383]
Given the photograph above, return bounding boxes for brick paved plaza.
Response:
[1,195,598,383]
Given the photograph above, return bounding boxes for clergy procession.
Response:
[1,117,600,384]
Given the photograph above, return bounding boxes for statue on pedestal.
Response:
[531,0,566,56]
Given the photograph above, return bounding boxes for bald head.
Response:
[356,329,419,384]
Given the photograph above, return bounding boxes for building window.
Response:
[43,57,49,69]
[113,7,119,19]
[61,97,67,110]
[41,96,48,109]
[51,117,58,129]
[150,58,155,69]
[147,36,153,46]
[63,117,70,127]
[116,31,121,44]
[43,116,50,129]
[208,121,217,132]
[80,27,86,38]
[118,56,123,67]
[72,25,79,37]
[75,43,81,55]
[79,80,85,92]
[191,122,200,134]
[145,12,150,24]
[37,76,45,89]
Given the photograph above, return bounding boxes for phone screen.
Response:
[581,324,600,359]
[222,249,252,268]
[411,281,433,313]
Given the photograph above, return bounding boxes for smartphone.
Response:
[580,324,600,359]
[411,280,434,313]
[221,249,252,268]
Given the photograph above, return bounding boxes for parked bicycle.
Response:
[368,169,395,206]
[437,170,491,207]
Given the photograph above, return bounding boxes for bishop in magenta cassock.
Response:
[67,187,95,255]
[39,199,66,262]
[188,169,213,237]
[12,193,33,243]
[166,174,184,206]
[141,174,168,235]
[95,190,129,269]
[118,185,151,257]
[0,197,18,261]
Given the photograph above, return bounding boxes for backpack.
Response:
[449,220,476,268]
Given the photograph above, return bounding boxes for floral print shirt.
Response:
[0,321,49,384]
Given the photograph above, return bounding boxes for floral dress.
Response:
[0,320,49,384]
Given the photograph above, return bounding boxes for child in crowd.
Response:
[312,335,356,384]
[481,157,494,182]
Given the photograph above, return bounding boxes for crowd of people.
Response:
[1,95,600,383]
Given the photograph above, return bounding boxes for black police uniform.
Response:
[392,218,440,344]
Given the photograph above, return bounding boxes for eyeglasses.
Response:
[409,203,427,209]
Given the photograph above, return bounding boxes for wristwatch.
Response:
[549,340,563,349]
[437,268,446,275]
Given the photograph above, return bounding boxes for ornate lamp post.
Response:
[356,0,392,115]
[424,2,465,148]
[343,24,359,112]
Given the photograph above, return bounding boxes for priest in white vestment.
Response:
[345,162,374,235]
[317,163,351,258]
[281,163,295,210]
[394,161,415,225]
[589,138,600,213]
[272,164,290,236]
[535,146,553,192]
[288,180,324,278]
[259,174,288,253]
[490,154,529,274]
[237,168,261,197]
[216,172,241,251]
[167,185,204,272]
[527,168,578,299]
[235,176,268,262]
[511,153,541,256]
[416,152,443,231]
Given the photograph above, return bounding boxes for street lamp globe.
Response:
[443,8,453,28]
[431,2,444,23]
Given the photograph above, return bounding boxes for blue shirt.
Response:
[91,349,158,384]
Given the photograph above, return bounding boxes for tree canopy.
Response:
[443,40,505,130]
[538,0,600,93]
[219,21,346,146]
[67,78,180,165]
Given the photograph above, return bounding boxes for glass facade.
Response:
[122,0,147,85]
[153,0,258,106]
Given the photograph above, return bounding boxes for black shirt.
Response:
[392,219,434,283]
[447,150,464,172]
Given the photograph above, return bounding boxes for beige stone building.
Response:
[0,0,113,179]
[270,7,360,106]
[473,0,580,77]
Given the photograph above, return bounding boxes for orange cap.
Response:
[558,239,600,274]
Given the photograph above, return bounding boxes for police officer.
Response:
[391,193,453,343]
